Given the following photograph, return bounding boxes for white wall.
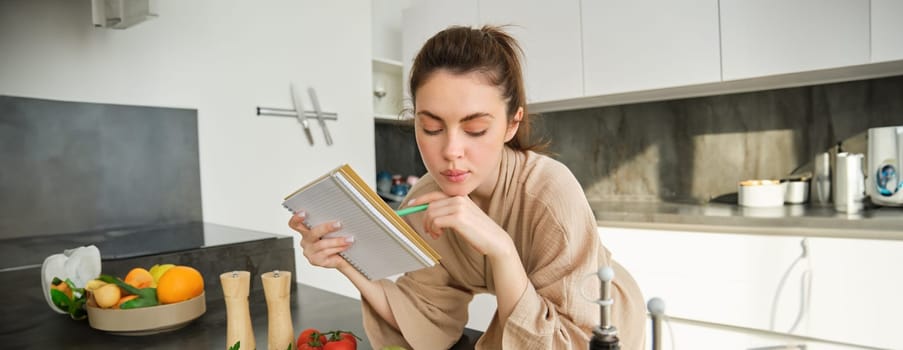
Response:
[371,0,411,61]
[0,0,373,299]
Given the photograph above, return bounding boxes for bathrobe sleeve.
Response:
[361,264,474,350]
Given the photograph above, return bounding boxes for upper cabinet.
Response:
[479,0,583,103]
[401,0,479,100]
[872,0,903,63]
[401,0,901,113]
[402,0,580,104]
[582,0,721,95]
[372,0,407,121]
[372,57,404,121]
[720,0,870,80]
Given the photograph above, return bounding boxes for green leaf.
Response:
[97,275,159,310]
[229,341,240,350]
[49,279,89,321]
[64,278,78,291]
[50,288,71,311]
[120,290,159,309]
[69,301,87,320]
[98,275,142,295]
[64,278,86,298]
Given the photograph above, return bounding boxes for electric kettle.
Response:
[867,126,903,206]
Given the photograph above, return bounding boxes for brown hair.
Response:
[408,25,545,152]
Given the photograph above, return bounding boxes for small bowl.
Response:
[782,179,810,204]
[86,292,206,336]
[738,180,784,207]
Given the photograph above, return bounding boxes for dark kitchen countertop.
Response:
[0,224,481,349]
[590,200,903,240]
[0,265,480,350]
[0,222,280,271]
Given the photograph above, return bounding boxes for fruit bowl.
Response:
[86,292,206,336]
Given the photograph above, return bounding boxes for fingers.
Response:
[289,211,354,268]
[422,198,467,239]
[288,212,309,232]
[301,236,353,265]
[406,192,467,239]
[406,191,450,206]
[289,211,342,242]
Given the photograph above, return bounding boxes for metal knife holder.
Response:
[257,84,336,146]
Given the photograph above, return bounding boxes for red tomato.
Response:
[336,331,357,347]
[297,328,327,349]
[323,339,355,350]
[324,330,358,350]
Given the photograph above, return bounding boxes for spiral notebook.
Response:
[282,164,440,280]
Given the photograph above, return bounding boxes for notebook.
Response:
[282,164,440,280]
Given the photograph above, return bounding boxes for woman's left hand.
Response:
[408,191,515,258]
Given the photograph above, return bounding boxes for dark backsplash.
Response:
[375,121,426,178]
[376,75,903,203]
[0,96,202,239]
[531,75,903,203]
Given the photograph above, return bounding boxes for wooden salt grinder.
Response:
[261,270,294,350]
[221,271,255,350]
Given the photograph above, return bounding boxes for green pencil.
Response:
[395,203,429,217]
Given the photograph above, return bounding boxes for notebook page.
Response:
[282,174,429,280]
[333,173,434,266]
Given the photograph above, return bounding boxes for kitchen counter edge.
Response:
[590,200,903,241]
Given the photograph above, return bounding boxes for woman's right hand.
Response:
[288,211,354,270]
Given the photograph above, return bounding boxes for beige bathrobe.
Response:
[362,147,646,349]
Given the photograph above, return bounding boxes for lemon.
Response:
[149,264,175,285]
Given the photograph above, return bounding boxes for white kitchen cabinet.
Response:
[479,0,582,104]
[372,0,407,120]
[402,0,903,115]
[581,0,721,96]
[601,226,903,349]
[720,0,870,81]
[401,0,479,100]
[872,0,903,63]
[372,57,405,121]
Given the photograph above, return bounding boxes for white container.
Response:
[867,126,903,206]
[738,180,784,207]
[782,180,810,204]
[835,152,865,214]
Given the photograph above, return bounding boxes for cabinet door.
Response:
[581,0,721,96]
[401,0,479,100]
[872,0,903,62]
[720,0,869,80]
[602,227,903,349]
[479,0,582,104]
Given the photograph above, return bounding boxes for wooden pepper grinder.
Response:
[221,271,255,350]
[261,270,294,350]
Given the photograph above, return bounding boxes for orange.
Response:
[114,295,138,308]
[51,280,73,299]
[124,267,155,289]
[156,265,204,304]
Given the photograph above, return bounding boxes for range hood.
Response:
[91,0,157,29]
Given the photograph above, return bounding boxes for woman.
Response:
[289,25,645,349]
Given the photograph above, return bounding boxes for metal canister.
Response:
[811,152,831,205]
[834,152,865,214]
